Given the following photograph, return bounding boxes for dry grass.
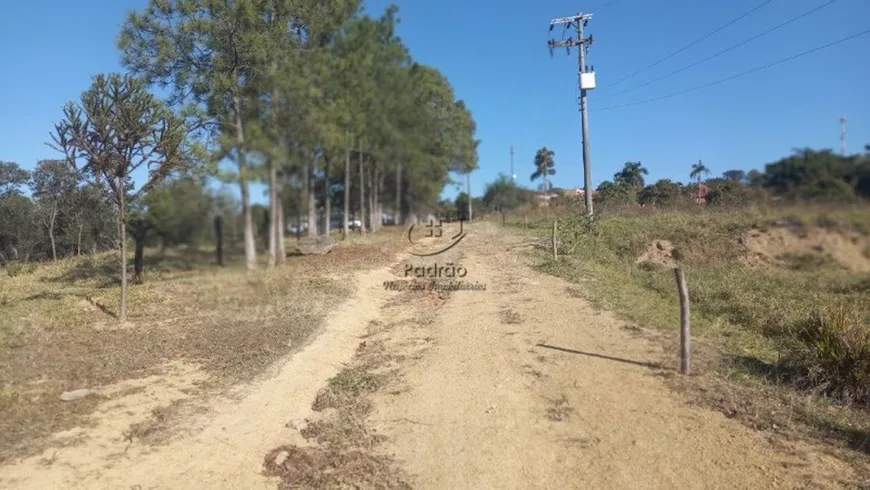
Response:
[0,227,407,463]
[781,303,870,406]
[263,445,410,490]
[263,280,435,489]
[509,203,870,471]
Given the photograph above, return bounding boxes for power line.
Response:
[608,0,774,87]
[589,0,624,14]
[601,0,839,100]
[596,28,870,112]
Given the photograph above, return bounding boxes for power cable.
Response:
[608,0,775,87]
[596,28,870,111]
[600,0,839,100]
[589,0,625,14]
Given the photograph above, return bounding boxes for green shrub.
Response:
[4,262,38,277]
[5,263,24,277]
[781,304,870,407]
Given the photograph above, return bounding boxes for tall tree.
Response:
[722,169,746,182]
[0,195,41,263]
[0,162,30,197]
[614,161,648,188]
[67,184,111,256]
[690,160,711,185]
[31,159,78,260]
[119,0,274,270]
[531,147,556,192]
[50,72,188,322]
[595,180,637,206]
[446,100,479,220]
[638,179,687,207]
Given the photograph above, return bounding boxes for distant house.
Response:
[534,187,598,206]
[560,187,597,198]
[691,183,709,204]
[535,192,561,206]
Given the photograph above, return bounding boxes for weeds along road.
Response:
[0,222,860,489]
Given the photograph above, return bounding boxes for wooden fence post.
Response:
[214,215,223,267]
[552,220,558,261]
[673,267,691,375]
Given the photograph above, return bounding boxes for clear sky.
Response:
[1,0,867,204]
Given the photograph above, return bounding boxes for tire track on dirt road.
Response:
[361,223,859,489]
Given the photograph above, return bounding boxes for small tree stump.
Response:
[297,235,337,255]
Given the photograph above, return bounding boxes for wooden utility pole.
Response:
[840,116,847,156]
[466,171,473,221]
[548,13,596,222]
[510,146,515,182]
[358,144,366,236]
[214,215,223,266]
[552,220,558,260]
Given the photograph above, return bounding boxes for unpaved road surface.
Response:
[0,223,862,489]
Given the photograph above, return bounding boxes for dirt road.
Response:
[360,224,858,489]
[0,223,860,489]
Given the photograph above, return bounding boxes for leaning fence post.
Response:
[673,267,691,375]
[552,220,558,260]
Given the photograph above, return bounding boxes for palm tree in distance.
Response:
[531,147,555,192]
[690,159,711,203]
[690,159,710,185]
[613,161,648,188]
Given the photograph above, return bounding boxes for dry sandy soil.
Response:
[0,222,865,489]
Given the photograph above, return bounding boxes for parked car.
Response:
[288,223,307,234]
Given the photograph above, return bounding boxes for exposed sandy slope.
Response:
[362,223,860,489]
[740,224,870,272]
[0,262,399,489]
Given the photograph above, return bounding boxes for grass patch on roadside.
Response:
[264,288,421,489]
[0,229,406,463]
[513,203,870,463]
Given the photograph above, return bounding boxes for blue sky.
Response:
[1,0,867,204]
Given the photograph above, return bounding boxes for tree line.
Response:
[1,0,479,322]
[595,146,870,207]
[476,145,870,212]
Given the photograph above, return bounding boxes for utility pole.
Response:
[510,146,515,181]
[840,116,847,156]
[548,13,596,221]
